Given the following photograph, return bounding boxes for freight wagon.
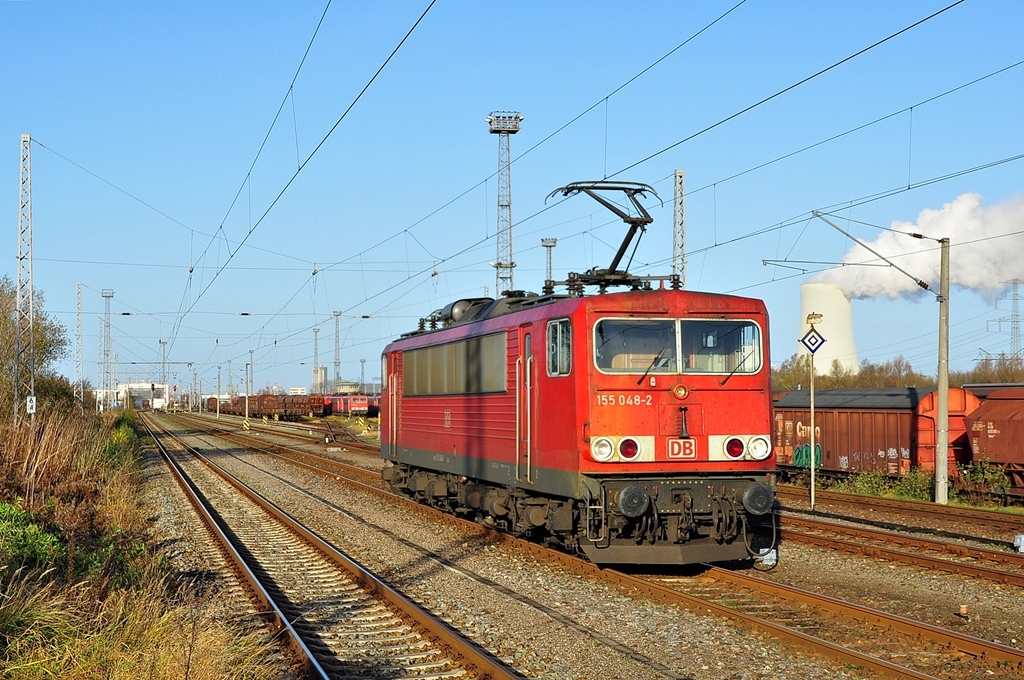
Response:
[772,387,980,478]
[965,388,1024,496]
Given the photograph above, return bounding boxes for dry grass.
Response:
[1,569,276,679]
[0,410,281,678]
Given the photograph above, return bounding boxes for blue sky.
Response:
[3,0,1023,393]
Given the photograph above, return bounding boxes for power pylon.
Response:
[488,111,523,295]
[673,169,686,287]
[14,134,36,426]
[990,279,1023,357]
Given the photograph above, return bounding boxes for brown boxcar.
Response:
[965,389,1024,491]
[773,388,980,476]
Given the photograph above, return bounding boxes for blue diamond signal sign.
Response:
[800,327,826,354]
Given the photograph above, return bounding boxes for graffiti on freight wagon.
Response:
[791,443,822,468]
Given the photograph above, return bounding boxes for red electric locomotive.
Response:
[381,183,777,565]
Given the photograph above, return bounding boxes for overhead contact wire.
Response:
[610,0,967,177]
[171,0,437,348]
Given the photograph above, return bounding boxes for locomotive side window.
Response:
[680,320,761,374]
[402,332,507,395]
[546,318,572,376]
[594,319,677,374]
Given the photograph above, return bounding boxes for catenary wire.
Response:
[609,0,967,177]
[168,0,438,350]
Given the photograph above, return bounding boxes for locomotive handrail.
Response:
[525,354,534,484]
[515,358,523,483]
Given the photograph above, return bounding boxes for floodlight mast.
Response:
[544,181,674,294]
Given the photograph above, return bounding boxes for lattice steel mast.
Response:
[75,282,83,413]
[541,238,557,287]
[487,111,522,296]
[333,311,342,393]
[312,327,321,394]
[673,169,686,288]
[14,134,36,426]
[96,316,103,411]
[102,290,114,410]
[159,339,167,386]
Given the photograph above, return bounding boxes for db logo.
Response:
[668,439,697,459]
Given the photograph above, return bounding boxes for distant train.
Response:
[207,394,331,420]
[329,394,370,416]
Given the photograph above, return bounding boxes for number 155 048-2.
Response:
[596,393,653,407]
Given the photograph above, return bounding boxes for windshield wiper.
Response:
[637,346,667,385]
[719,350,755,385]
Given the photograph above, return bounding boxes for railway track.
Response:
[778,485,1024,537]
[777,512,1024,587]
[176,413,1024,586]
[644,566,1023,678]
[186,411,380,454]
[142,413,517,680]
[155,413,1024,679]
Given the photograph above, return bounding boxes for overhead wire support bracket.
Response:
[811,210,938,300]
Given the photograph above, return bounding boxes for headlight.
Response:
[748,436,771,460]
[618,437,640,461]
[591,437,614,462]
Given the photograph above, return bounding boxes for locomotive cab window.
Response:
[681,320,761,374]
[594,319,677,374]
[546,319,572,376]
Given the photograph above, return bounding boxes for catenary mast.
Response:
[14,134,36,427]
[333,311,342,393]
[673,169,686,287]
[75,282,83,413]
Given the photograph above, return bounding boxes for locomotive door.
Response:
[516,326,535,484]
[389,353,402,459]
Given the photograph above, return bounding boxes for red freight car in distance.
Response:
[772,387,980,477]
[965,388,1024,495]
[381,181,776,566]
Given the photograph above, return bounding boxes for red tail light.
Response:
[619,438,640,461]
[725,437,745,459]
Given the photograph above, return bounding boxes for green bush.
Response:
[833,469,890,497]
[893,468,934,501]
[0,501,64,569]
[956,458,1009,506]
[101,422,138,466]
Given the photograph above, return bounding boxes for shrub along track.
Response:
[142,413,517,680]
[163,412,1024,679]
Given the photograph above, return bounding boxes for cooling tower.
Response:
[798,283,859,375]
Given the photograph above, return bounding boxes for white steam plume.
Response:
[809,193,1024,299]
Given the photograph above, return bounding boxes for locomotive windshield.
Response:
[594,319,678,373]
[594,318,762,375]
